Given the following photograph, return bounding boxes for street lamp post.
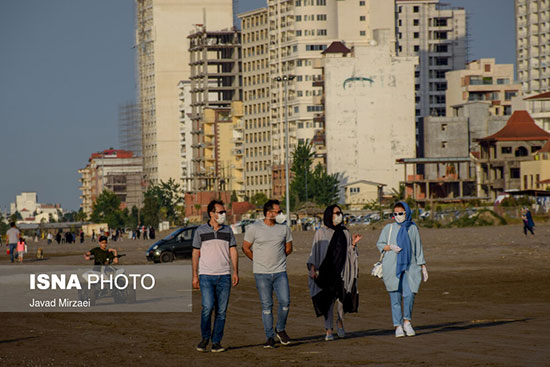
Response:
[275,75,295,224]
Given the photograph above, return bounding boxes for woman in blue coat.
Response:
[376,201,428,338]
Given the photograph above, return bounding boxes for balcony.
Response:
[232,148,243,156]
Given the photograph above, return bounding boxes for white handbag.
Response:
[371,225,392,278]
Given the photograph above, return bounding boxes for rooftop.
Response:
[322,41,351,55]
[477,111,550,142]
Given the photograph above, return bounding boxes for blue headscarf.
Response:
[395,201,414,278]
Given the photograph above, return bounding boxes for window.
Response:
[317,14,327,21]
[316,0,326,5]
[296,15,302,21]
[434,31,448,40]
[306,44,327,51]
[501,146,512,154]
[413,19,419,26]
[307,105,324,112]
[360,30,366,36]
[505,91,518,100]
[414,45,420,52]
[441,141,447,148]
[510,168,521,179]
[434,18,447,27]
[294,106,299,113]
[531,146,542,153]
[317,29,327,36]
[441,124,447,131]
[415,71,420,78]
[515,146,528,157]
[434,44,448,52]
[413,6,419,12]
[360,16,366,21]
[359,1,366,5]
[296,30,302,36]
[414,32,420,39]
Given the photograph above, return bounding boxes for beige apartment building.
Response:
[135,0,233,184]
[240,0,395,199]
[78,149,144,216]
[239,8,273,198]
[446,59,522,116]
[197,102,245,197]
[520,142,550,189]
[516,0,550,95]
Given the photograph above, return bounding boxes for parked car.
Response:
[146,226,198,263]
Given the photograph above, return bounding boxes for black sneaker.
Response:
[276,330,291,345]
[263,337,275,349]
[211,343,225,353]
[196,338,209,352]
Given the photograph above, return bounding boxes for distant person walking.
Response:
[192,200,239,353]
[16,237,26,263]
[307,205,361,341]
[47,232,53,245]
[242,199,293,348]
[376,201,428,338]
[522,207,535,236]
[6,222,21,263]
[91,229,96,242]
[80,230,85,244]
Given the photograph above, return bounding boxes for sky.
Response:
[0,0,515,212]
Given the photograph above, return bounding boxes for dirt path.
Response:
[1,224,549,366]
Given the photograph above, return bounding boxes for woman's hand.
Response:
[421,265,428,282]
[309,266,318,279]
[352,234,362,246]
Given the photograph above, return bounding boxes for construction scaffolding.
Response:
[118,103,142,157]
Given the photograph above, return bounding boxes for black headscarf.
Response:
[314,205,348,308]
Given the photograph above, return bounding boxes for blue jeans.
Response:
[254,271,290,339]
[389,274,415,326]
[9,244,17,263]
[199,274,231,343]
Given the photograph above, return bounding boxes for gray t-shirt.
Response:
[244,221,293,274]
[6,228,20,244]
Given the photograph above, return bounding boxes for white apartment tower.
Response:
[516,0,550,95]
[135,0,234,184]
[396,0,467,155]
[240,0,395,198]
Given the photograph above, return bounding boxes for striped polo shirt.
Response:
[192,223,237,275]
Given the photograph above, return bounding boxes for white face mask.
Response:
[333,214,343,226]
[275,212,286,224]
[216,213,226,225]
[394,213,406,224]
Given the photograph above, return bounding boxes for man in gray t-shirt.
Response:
[243,199,293,348]
[6,222,21,263]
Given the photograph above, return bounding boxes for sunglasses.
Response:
[333,211,342,215]
[393,212,406,217]
[216,211,227,214]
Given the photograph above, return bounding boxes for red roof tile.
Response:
[538,141,550,153]
[478,111,550,142]
[322,41,351,55]
[524,91,550,100]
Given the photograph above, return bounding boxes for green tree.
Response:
[75,208,88,222]
[310,163,340,207]
[90,190,125,228]
[250,192,269,207]
[141,179,184,225]
[290,141,315,203]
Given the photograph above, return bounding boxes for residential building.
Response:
[178,80,193,192]
[476,110,550,199]
[343,180,385,210]
[318,39,417,196]
[10,192,62,224]
[520,141,550,189]
[515,0,550,95]
[79,149,144,216]
[194,102,245,197]
[446,59,521,117]
[523,91,550,130]
[423,102,508,179]
[135,0,233,184]
[396,0,467,155]
[239,8,272,198]
[188,26,241,191]
[240,0,396,199]
[118,103,142,157]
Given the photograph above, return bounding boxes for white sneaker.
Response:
[395,325,405,338]
[337,327,345,338]
[403,322,416,336]
[325,334,334,341]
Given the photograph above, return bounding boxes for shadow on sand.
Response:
[226,318,531,351]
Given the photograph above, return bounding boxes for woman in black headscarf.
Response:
[307,205,362,341]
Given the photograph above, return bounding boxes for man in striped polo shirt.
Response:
[192,200,239,353]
